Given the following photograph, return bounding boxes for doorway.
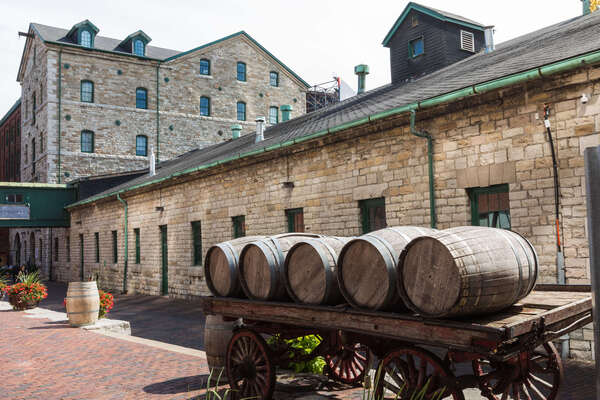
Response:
[160,225,168,295]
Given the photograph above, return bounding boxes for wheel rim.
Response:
[472,342,563,400]
[375,346,464,400]
[326,342,371,385]
[226,329,275,399]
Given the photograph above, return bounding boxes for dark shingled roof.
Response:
[71,11,600,206]
[0,98,21,127]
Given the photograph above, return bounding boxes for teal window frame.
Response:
[80,80,94,103]
[237,62,246,81]
[286,208,304,232]
[232,215,246,238]
[136,135,148,156]
[112,230,118,264]
[136,87,148,109]
[269,71,279,87]
[80,29,93,48]
[409,37,424,58]
[80,130,94,153]
[191,221,202,265]
[133,39,145,56]
[359,197,386,234]
[134,228,140,264]
[269,106,278,124]
[200,96,210,116]
[200,59,210,75]
[468,184,511,229]
[94,232,99,263]
[236,101,246,121]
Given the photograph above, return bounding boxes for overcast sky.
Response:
[0,0,583,114]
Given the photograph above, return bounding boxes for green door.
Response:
[79,234,84,281]
[160,225,168,295]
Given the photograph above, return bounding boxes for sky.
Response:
[0,0,583,114]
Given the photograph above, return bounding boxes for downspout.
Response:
[155,64,160,164]
[410,110,436,229]
[49,227,53,281]
[57,49,62,183]
[117,193,128,294]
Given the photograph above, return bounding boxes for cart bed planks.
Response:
[201,289,591,353]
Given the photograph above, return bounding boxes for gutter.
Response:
[58,49,62,183]
[117,193,128,294]
[410,110,436,229]
[65,48,600,209]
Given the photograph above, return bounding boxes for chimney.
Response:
[582,0,598,14]
[255,116,265,143]
[354,64,369,94]
[231,124,242,139]
[149,145,156,176]
[281,105,293,122]
[484,26,495,53]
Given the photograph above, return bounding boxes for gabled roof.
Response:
[119,30,152,46]
[382,2,487,47]
[0,98,21,127]
[65,19,99,37]
[68,11,600,209]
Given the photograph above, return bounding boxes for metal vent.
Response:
[460,30,475,52]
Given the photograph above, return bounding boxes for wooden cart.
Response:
[201,285,592,399]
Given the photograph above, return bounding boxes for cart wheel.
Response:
[375,346,464,400]
[472,342,563,400]
[226,329,276,400]
[325,340,371,386]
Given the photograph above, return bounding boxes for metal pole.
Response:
[584,144,600,397]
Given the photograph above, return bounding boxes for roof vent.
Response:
[484,27,495,53]
[149,145,156,176]
[255,116,265,143]
[460,30,475,53]
[231,124,242,139]
[354,64,369,94]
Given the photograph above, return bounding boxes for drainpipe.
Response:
[410,110,436,229]
[57,49,62,183]
[117,193,128,294]
[155,65,160,164]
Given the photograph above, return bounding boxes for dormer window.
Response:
[409,37,424,58]
[133,39,145,56]
[66,20,99,48]
[80,30,92,47]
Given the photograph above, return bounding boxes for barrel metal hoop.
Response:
[259,240,281,300]
[222,242,241,296]
[65,294,99,299]
[307,238,336,304]
[357,235,398,309]
[497,229,524,305]
[67,310,100,315]
[510,230,539,295]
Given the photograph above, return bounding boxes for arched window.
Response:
[237,62,246,81]
[80,80,94,103]
[81,130,94,153]
[270,71,279,87]
[269,106,279,124]
[200,59,210,75]
[136,88,147,109]
[133,39,145,56]
[80,30,92,48]
[136,135,148,156]
[200,96,210,116]
[236,101,246,121]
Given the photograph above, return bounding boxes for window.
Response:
[409,37,424,58]
[66,235,70,262]
[54,237,59,262]
[237,62,246,81]
[136,88,148,109]
[94,232,99,263]
[112,230,118,263]
[359,197,386,234]
[232,215,246,238]
[200,96,210,116]
[411,15,419,27]
[269,106,278,124]
[191,221,202,265]
[32,92,36,124]
[469,184,511,229]
[286,208,304,232]
[269,71,279,87]
[80,130,94,153]
[236,102,246,121]
[200,59,210,75]
[81,80,94,103]
[80,30,92,48]
[31,138,36,174]
[133,39,145,56]
[460,30,475,53]
[134,228,140,264]
[136,135,148,156]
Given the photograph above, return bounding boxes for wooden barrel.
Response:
[204,236,265,297]
[65,281,100,327]
[398,226,538,318]
[239,233,323,300]
[337,226,438,310]
[284,236,352,305]
[204,315,240,382]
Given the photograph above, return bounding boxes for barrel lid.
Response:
[239,241,279,300]
[284,241,328,305]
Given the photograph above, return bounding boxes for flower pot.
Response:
[8,293,40,310]
[65,281,100,327]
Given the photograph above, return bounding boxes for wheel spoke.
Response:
[385,365,405,389]
[529,374,553,389]
[513,382,521,400]
[501,384,510,400]
[521,382,533,400]
[526,378,548,400]
[417,357,427,387]
[383,379,402,394]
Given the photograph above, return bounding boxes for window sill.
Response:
[197,74,213,79]
[237,80,247,84]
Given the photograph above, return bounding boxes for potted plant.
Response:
[98,290,114,318]
[0,273,8,300]
[4,271,47,310]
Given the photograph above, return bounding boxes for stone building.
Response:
[11,20,308,272]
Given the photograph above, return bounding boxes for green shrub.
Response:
[267,334,325,374]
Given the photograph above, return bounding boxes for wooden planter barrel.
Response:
[204,236,265,298]
[337,226,438,310]
[65,281,100,327]
[205,315,241,382]
[397,226,538,318]
[239,234,322,301]
[283,236,352,305]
